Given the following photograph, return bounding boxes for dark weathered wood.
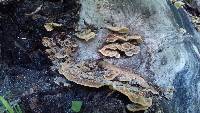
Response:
[192,0,200,13]
[0,0,15,5]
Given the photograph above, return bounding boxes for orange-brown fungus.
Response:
[99,27,143,58]
[99,43,140,58]
[42,29,157,112]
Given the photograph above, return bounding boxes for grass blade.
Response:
[13,105,18,113]
[15,104,23,113]
[0,96,14,113]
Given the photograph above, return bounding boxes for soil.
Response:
[0,0,142,113]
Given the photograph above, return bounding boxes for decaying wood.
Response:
[43,0,200,112]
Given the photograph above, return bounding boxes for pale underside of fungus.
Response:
[42,28,158,112]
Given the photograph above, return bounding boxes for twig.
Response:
[25,4,43,16]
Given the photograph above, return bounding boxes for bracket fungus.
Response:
[59,60,157,112]
[75,29,96,41]
[99,27,142,58]
[44,22,62,31]
[42,32,77,70]
[99,43,140,58]
[106,34,143,43]
[42,28,157,112]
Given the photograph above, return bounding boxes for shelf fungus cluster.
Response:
[99,26,143,58]
[42,28,158,112]
[42,32,78,70]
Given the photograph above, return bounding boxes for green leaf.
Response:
[71,101,83,112]
[174,1,185,9]
[0,96,14,113]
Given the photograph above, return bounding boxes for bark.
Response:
[192,0,200,13]
[0,0,15,5]
[77,0,200,113]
